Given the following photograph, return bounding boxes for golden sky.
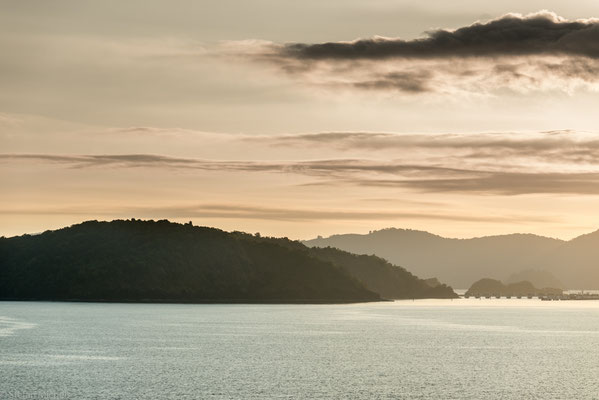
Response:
[2,1,599,239]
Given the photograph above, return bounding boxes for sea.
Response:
[1,299,598,399]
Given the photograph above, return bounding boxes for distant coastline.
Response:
[0,297,390,305]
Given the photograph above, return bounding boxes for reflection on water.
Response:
[0,316,36,337]
[1,300,599,399]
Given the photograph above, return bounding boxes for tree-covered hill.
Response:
[0,219,457,303]
[0,220,378,303]
[308,247,457,299]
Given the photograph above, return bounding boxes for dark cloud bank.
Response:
[281,12,599,60]
[252,11,599,93]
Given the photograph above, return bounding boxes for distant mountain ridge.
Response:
[304,228,599,289]
[506,269,564,289]
[0,220,456,303]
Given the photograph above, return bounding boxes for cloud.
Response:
[244,11,599,94]
[280,11,599,60]
[0,153,469,177]
[250,130,599,166]
[351,70,433,92]
[4,151,599,196]
[355,172,599,195]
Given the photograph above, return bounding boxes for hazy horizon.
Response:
[4,218,598,243]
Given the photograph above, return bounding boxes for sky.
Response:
[2,0,599,240]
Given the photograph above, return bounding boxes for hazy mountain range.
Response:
[304,228,599,289]
[0,220,455,303]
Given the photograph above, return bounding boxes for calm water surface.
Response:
[1,300,599,399]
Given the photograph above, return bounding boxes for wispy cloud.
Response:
[249,130,599,167]
[4,151,599,196]
[354,172,599,195]
[0,153,471,176]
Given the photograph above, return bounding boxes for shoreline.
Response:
[0,297,392,305]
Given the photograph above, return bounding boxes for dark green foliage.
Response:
[0,220,379,303]
[307,247,458,299]
[0,219,459,303]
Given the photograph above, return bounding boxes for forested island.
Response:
[465,278,562,297]
[0,219,457,303]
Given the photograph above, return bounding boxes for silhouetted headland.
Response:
[0,219,457,303]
